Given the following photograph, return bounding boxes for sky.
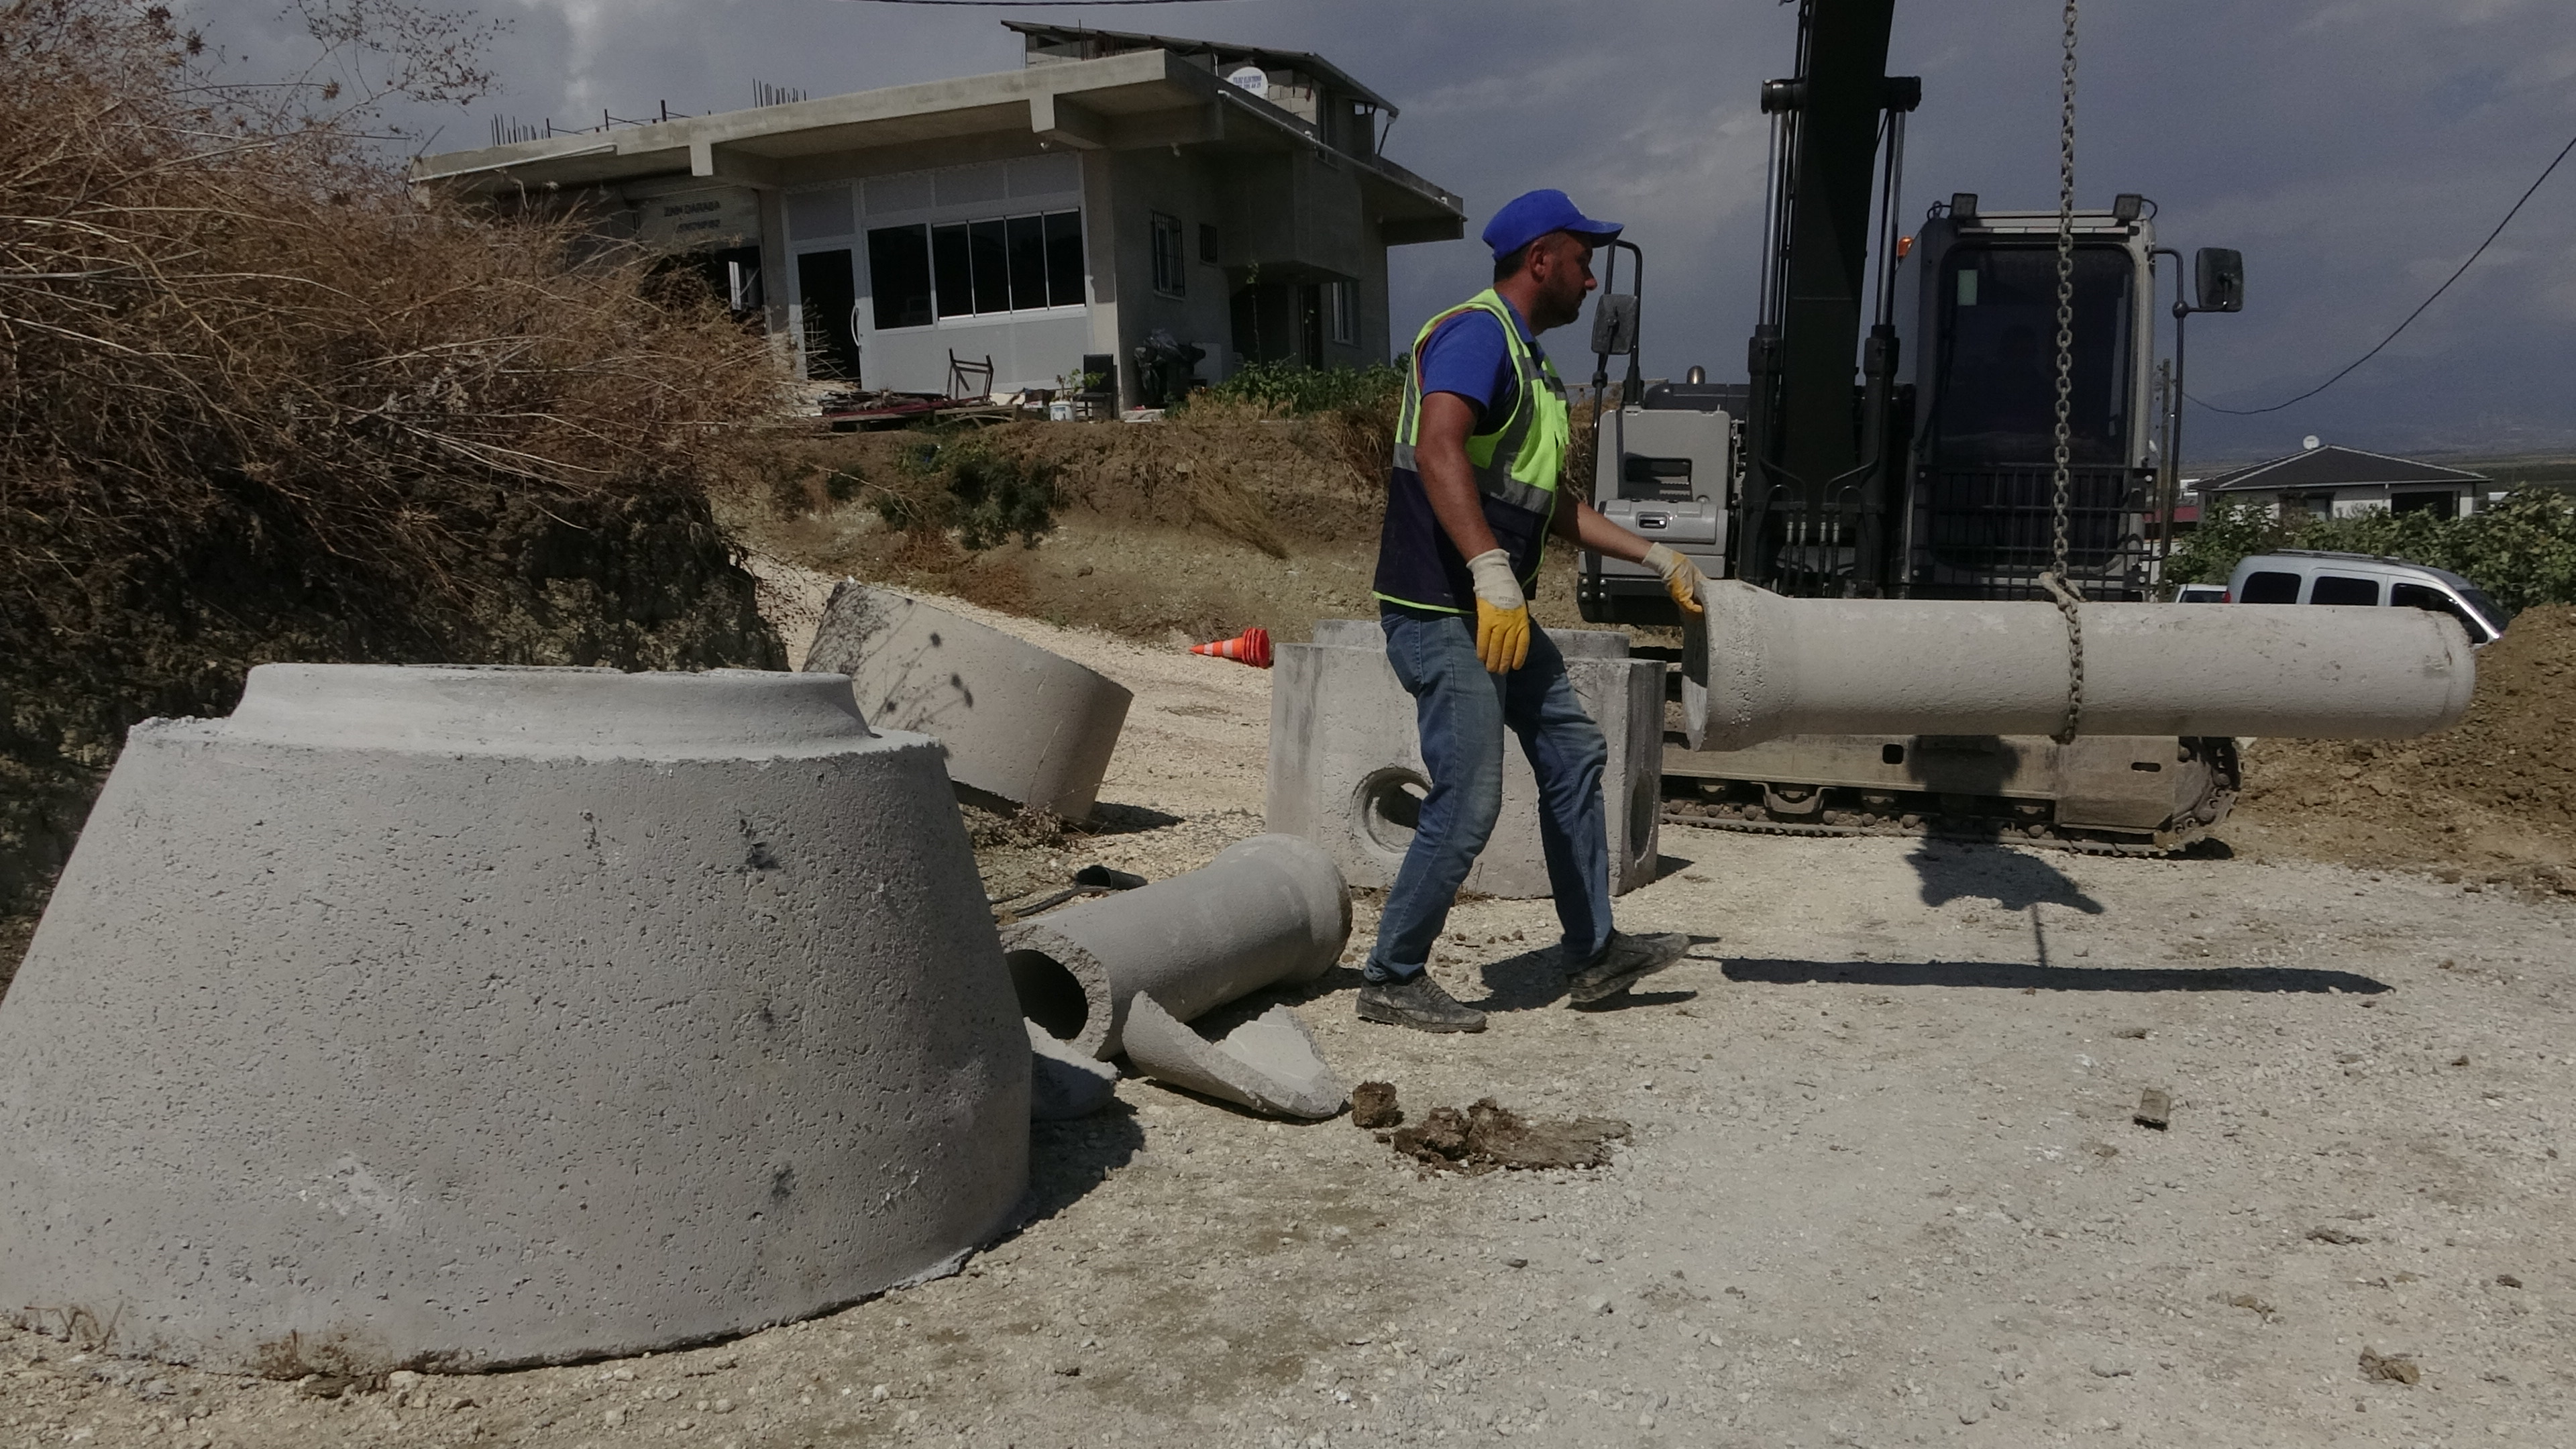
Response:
[191,0,2576,464]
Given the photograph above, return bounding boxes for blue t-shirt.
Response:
[1413,300,1544,433]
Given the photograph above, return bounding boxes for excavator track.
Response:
[1658,735,2241,859]
[1658,801,2208,858]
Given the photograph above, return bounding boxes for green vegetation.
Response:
[890,433,1061,550]
[1181,360,1405,418]
[2168,488,2576,614]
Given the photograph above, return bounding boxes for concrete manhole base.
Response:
[0,665,1028,1373]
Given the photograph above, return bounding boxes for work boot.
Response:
[1564,930,1693,1004]
[1356,973,1488,1033]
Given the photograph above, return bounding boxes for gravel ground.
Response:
[7,576,2571,1448]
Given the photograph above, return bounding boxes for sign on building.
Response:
[635,186,761,252]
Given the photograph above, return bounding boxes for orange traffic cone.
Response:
[1189,626,1273,669]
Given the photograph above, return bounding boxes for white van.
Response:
[2225,550,2511,645]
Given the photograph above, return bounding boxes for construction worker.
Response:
[1357,189,1708,1034]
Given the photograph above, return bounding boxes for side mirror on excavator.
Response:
[2194,248,2245,313]
[1591,292,1639,360]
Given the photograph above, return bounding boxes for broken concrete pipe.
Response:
[1000,834,1351,1118]
[0,664,1028,1373]
[1681,579,2477,751]
[1269,628,1664,899]
[804,580,1132,820]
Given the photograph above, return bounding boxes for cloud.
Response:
[170,0,2575,455]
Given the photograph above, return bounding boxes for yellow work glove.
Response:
[1642,542,1708,616]
[1465,548,1532,674]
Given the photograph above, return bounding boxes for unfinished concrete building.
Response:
[411,23,1464,407]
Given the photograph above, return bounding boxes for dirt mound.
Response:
[722,410,1595,650]
[2223,604,2576,890]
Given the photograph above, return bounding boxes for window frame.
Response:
[1326,279,1358,345]
[865,207,1085,331]
[1150,211,1187,298]
[2238,570,2302,604]
[2308,574,2381,606]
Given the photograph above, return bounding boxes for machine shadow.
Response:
[1723,957,2393,995]
[1472,936,1723,1014]
[1908,840,2106,914]
[1018,1101,1147,1230]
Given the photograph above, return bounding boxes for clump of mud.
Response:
[1349,1081,1403,1130]
[1383,1095,1629,1174]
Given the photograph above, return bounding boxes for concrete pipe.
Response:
[0,664,1028,1373]
[1000,834,1350,1062]
[804,581,1132,820]
[1681,580,2477,751]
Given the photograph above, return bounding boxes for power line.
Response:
[2190,126,2576,417]
[839,0,1245,7]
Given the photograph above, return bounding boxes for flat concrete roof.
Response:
[411,48,1461,228]
[1004,19,1399,114]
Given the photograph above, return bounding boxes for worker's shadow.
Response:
[1907,839,2105,914]
[1723,957,2391,995]
[1469,940,1719,1014]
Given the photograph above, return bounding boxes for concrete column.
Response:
[1001,834,1349,1062]
[1682,580,2476,751]
[0,664,1027,1373]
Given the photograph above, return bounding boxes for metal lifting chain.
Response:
[2039,0,2086,745]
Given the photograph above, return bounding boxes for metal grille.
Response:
[1911,464,2150,600]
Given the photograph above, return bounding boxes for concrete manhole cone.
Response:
[0,664,1029,1374]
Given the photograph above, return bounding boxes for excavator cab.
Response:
[1900,202,2159,601]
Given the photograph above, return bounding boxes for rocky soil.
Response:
[5,579,2571,1449]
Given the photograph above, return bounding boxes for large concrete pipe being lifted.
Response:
[1682,580,2477,751]
[804,581,1132,820]
[1001,834,1349,1063]
[0,664,1028,1373]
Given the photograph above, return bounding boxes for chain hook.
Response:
[2045,0,2085,745]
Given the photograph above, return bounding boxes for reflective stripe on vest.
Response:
[1389,290,1570,519]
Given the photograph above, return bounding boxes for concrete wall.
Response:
[1104,148,1240,396]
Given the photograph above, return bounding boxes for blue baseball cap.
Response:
[1481,189,1621,260]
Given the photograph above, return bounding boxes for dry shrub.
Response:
[0,0,789,942]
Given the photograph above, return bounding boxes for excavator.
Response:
[1574,0,2246,853]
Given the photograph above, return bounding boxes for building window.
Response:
[867,227,934,329]
[1199,222,1220,264]
[1326,279,1356,345]
[867,208,1083,329]
[1151,211,1186,297]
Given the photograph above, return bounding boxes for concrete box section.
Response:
[1267,631,1663,900]
[0,664,1028,1373]
[805,582,1132,820]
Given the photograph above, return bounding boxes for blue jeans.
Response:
[1362,612,1614,982]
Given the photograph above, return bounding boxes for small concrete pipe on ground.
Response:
[1001,833,1350,1063]
[1682,580,2477,751]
